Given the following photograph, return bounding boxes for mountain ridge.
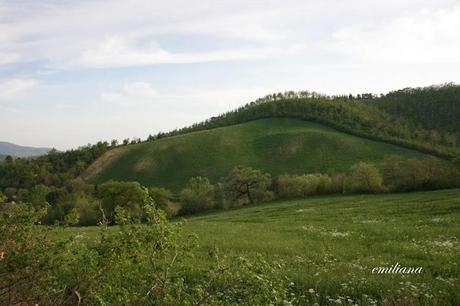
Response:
[0,141,51,158]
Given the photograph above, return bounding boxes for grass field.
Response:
[61,189,460,305]
[87,118,429,191]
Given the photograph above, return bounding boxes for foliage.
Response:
[378,83,460,135]
[27,184,49,209]
[0,191,292,305]
[70,192,101,226]
[382,156,457,191]
[221,167,273,207]
[96,181,145,223]
[276,173,334,198]
[346,162,384,193]
[180,176,215,214]
[148,186,174,217]
[0,141,111,191]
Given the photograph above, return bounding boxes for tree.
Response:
[347,162,383,193]
[97,181,145,223]
[111,139,118,147]
[0,190,6,203]
[27,184,49,210]
[71,192,101,226]
[221,167,273,206]
[148,187,174,216]
[381,155,403,191]
[180,177,214,214]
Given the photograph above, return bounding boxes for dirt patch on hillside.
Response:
[134,157,155,172]
[82,147,128,179]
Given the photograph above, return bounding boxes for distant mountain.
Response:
[0,141,51,157]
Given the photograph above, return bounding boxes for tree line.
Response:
[2,155,458,226]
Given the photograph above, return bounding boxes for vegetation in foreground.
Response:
[51,189,460,305]
[1,191,292,306]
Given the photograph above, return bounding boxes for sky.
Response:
[1,0,460,150]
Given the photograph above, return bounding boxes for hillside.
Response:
[86,118,430,191]
[0,141,50,157]
[140,85,460,159]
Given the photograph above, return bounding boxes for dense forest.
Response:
[377,83,460,134]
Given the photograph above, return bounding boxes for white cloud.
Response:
[99,81,158,107]
[0,52,21,65]
[0,78,38,101]
[73,37,303,68]
[332,5,460,65]
[1,0,460,149]
[1,0,459,69]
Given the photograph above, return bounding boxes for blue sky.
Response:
[1,0,460,150]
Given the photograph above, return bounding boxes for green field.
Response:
[62,189,460,305]
[87,118,429,191]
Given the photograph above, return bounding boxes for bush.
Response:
[276,173,334,199]
[180,176,215,214]
[148,186,175,217]
[382,156,458,191]
[72,192,101,226]
[3,187,17,201]
[1,191,292,305]
[346,162,383,193]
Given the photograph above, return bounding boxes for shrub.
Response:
[3,187,17,201]
[330,173,346,193]
[72,192,101,226]
[276,173,334,199]
[148,186,175,217]
[382,156,459,191]
[27,184,49,209]
[1,191,292,305]
[180,176,215,214]
[276,175,304,198]
[346,162,383,193]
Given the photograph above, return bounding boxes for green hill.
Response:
[86,118,430,191]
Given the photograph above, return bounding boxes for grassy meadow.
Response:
[87,118,429,191]
[60,189,460,305]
